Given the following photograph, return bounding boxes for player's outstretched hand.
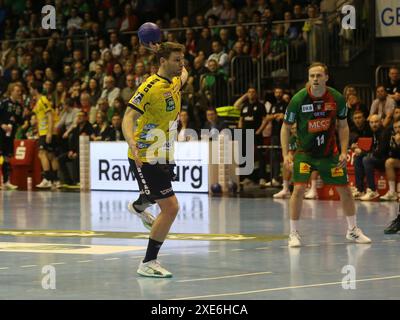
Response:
[337,153,347,168]
[143,42,160,53]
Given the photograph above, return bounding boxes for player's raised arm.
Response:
[180,66,189,88]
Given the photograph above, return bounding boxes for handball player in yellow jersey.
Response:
[122,42,188,278]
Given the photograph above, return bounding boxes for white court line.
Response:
[20,265,37,268]
[231,249,245,252]
[177,271,272,283]
[77,260,92,263]
[104,258,120,261]
[382,240,397,243]
[208,250,219,253]
[51,262,65,265]
[305,244,320,247]
[255,247,270,250]
[0,267,9,270]
[171,275,400,300]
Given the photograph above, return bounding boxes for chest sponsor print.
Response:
[301,104,314,113]
[308,118,331,133]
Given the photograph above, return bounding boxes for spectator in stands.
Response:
[267,24,288,62]
[0,83,23,190]
[354,114,390,201]
[197,27,213,58]
[220,0,237,24]
[380,119,400,201]
[109,32,123,59]
[369,85,396,128]
[100,75,120,108]
[205,0,223,20]
[202,108,226,138]
[108,114,124,141]
[89,50,102,73]
[284,11,300,40]
[349,110,372,150]
[384,66,400,107]
[133,62,148,89]
[112,63,125,89]
[57,98,79,139]
[219,28,234,53]
[118,3,138,33]
[201,59,228,108]
[234,87,268,187]
[228,41,246,63]
[251,25,271,60]
[74,61,89,90]
[206,40,229,75]
[108,97,126,122]
[87,78,101,108]
[58,111,93,186]
[91,110,111,141]
[184,29,197,60]
[346,93,369,130]
[178,110,196,142]
[256,0,268,14]
[240,0,257,20]
[121,74,136,104]
[105,6,119,32]
[66,7,83,34]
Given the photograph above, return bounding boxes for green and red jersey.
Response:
[283,86,347,157]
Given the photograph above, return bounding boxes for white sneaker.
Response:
[273,188,291,198]
[304,189,317,199]
[359,188,380,201]
[240,178,253,186]
[346,227,371,244]
[265,178,280,187]
[380,190,398,201]
[128,201,155,230]
[52,181,62,189]
[137,260,172,278]
[288,231,302,247]
[36,178,52,189]
[2,181,18,190]
[352,190,364,200]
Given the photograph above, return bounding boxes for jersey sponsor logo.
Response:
[325,102,336,111]
[131,93,144,106]
[244,116,254,121]
[160,187,173,195]
[166,96,175,111]
[285,111,295,123]
[301,104,314,112]
[313,100,324,111]
[313,111,326,117]
[137,142,152,149]
[331,167,344,177]
[308,118,331,133]
[242,106,248,113]
[299,162,311,174]
[143,123,157,130]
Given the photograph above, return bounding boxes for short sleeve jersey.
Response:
[240,101,266,130]
[283,86,347,157]
[33,95,53,136]
[127,74,181,163]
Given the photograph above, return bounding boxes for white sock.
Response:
[290,219,299,233]
[283,180,289,190]
[346,215,357,230]
[389,181,396,193]
[310,179,317,192]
